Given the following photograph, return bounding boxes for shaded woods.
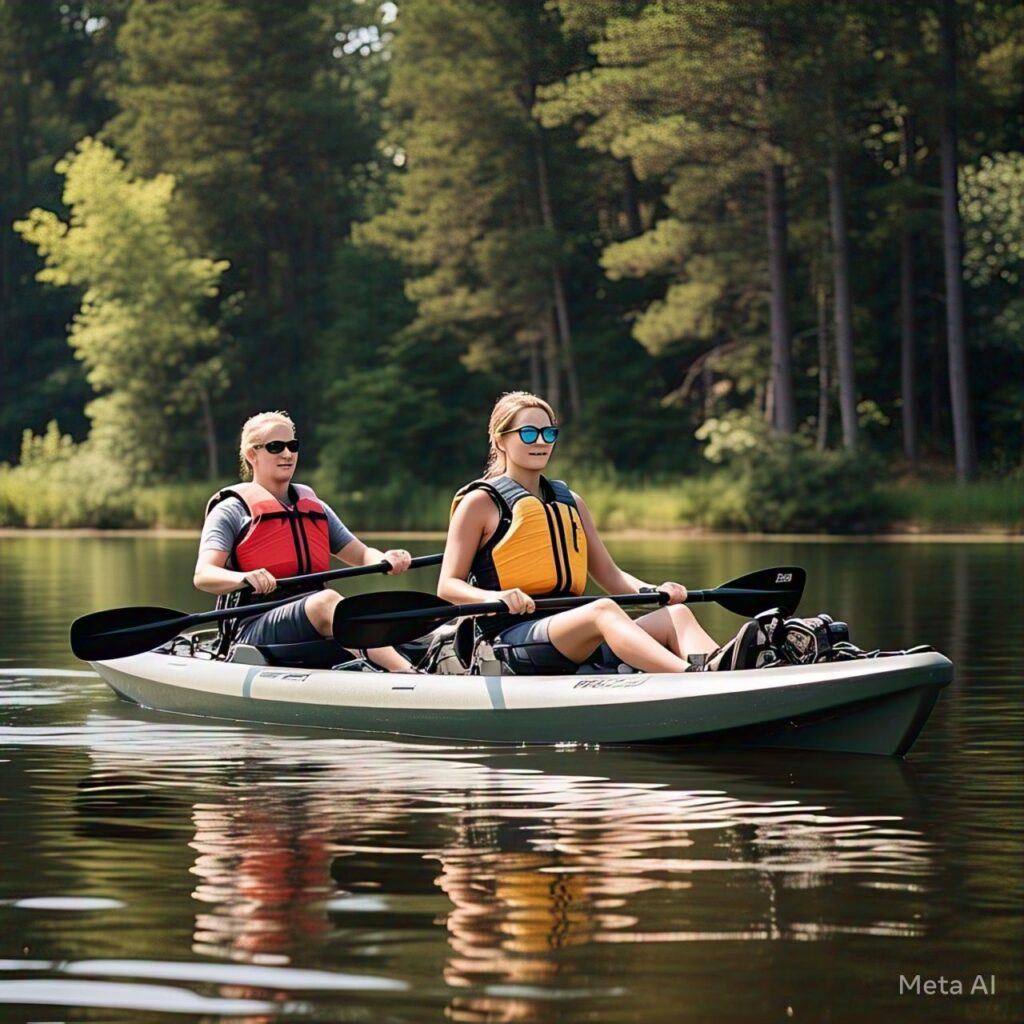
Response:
[1,1,1021,531]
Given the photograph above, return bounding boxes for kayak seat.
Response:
[227,644,269,666]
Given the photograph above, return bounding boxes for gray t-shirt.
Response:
[200,494,355,569]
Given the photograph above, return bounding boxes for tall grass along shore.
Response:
[0,462,1019,535]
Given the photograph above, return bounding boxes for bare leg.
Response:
[633,605,718,660]
[546,598,691,673]
[304,591,413,671]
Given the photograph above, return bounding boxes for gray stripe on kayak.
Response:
[485,676,506,710]
[242,668,263,698]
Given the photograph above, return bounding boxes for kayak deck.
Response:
[91,650,952,757]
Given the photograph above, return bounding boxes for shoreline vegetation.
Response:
[0,475,1018,537]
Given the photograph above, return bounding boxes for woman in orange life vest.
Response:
[438,392,723,674]
[194,410,413,671]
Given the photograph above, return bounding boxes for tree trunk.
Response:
[541,311,562,411]
[1,59,32,388]
[702,360,713,420]
[199,386,219,481]
[529,338,543,395]
[816,281,830,451]
[931,330,945,442]
[764,160,796,433]
[624,161,643,237]
[551,266,580,416]
[828,149,858,452]
[899,115,918,463]
[939,0,976,481]
[535,139,580,417]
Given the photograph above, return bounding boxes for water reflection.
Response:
[2,536,1021,1021]
[191,797,334,964]
[66,724,938,1020]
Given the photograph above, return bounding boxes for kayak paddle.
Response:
[332,566,806,649]
[70,552,443,662]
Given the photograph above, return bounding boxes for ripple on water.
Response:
[12,896,125,911]
[0,979,278,1015]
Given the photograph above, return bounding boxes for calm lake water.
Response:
[0,535,1021,1022]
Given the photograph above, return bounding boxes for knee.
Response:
[668,604,698,627]
[591,597,628,622]
[308,589,340,612]
[306,589,341,624]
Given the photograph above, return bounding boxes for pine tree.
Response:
[105,0,373,427]
[359,0,582,412]
[542,0,803,433]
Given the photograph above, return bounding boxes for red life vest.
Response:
[205,481,331,579]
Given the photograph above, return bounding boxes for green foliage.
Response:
[0,427,222,529]
[314,241,500,495]
[105,0,382,429]
[695,413,887,531]
[1,0,1023,532]
[0,0,118,461]
[359,0,585,392]
[961,152,1024,290]
[0,422,138,528]
[730,444,888,533]
[132,482,223,530]
[14,138,230,481]
[315,478,455,533]
[539,0,769,369]
[695,411,766,464]
[879,476,1024,532]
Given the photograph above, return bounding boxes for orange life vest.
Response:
[450,475,588,597]
[205,481,331,579]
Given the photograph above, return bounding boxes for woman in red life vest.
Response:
[194,410,413,670]
[438,392,729,675]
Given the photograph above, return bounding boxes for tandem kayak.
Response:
[90,648,952,757]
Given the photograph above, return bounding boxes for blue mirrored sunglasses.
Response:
[497,425,560,445]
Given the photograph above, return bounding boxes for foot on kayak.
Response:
[700,619,774,671]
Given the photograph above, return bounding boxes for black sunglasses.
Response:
[497,425,560,445]
[253,439,300,454]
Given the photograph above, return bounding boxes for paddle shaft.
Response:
[330,566,805,649]
[350,591,670,625]
[257,552,442,592]
[71,552,446,662]
[685,587,755,603]
[343,584,786,626]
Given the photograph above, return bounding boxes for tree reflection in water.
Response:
[111,732,936,1022]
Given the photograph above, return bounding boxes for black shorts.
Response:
[235,596,322,646]
[492,615,624,676]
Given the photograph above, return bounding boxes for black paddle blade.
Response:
[70,606,187,662]
[333,590,457,649]
[713,566,806,617]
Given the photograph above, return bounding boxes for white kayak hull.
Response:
[91,650,952,757]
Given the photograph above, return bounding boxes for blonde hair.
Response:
[484,391,558,478]
[239,410,296,480]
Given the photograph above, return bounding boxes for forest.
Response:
[1,0,1021,532]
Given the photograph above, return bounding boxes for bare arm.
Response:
[194,548,268,595]
[336,537,413,575]
[194,539,413,599]
[575,494,687,603]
